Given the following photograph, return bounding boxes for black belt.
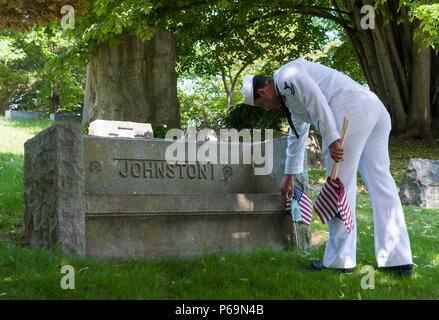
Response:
[276,84,299,139]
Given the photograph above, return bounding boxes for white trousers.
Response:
[321,91,413,268]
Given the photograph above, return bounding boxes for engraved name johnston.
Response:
[117,159,214,180]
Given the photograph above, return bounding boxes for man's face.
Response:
[254,82,281,111]
[254,95,278,111]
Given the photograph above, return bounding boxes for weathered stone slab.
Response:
[23,124,85,254]
[88,119,154,138]
[50,113,82,123]
[84,135,299,194]
[82,28,180,129]
[399,158,439,208]
[5,110,45,121]
[85,193,286,260]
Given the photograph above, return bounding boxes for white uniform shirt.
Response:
[273,58,368,174]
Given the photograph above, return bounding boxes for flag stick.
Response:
[330,117,349,180]
[293,221,299,250]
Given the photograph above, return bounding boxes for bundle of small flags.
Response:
[313,176,354,232]
[285,186,313,226]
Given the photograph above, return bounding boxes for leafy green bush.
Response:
[0,27,85,115]
[152,126,168,139]
[222,103,286,131]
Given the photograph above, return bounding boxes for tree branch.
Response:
[159,0,211,16]
[231,64,248,92]
[221,69,230,95]
[330,0,353,30]
[274,2,350,16]
[247,10,289,24]
[261,2,352,28]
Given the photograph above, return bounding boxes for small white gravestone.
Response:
[426,185,439,209]
[5,110,45,121]
[88,120,154,139]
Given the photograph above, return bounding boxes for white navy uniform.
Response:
[274,58,412,268]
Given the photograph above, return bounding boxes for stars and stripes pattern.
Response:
[285,186,313,226]
[313,177,354,233]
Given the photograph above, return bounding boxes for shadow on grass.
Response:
[0,116,81,135]
[0,152,26,246]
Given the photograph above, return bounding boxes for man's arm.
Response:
[282,117,309,198]
[281,173,295,198]
[280,64,340,149]
[284,118,310,175]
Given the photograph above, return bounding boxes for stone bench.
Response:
[23,124,311,260]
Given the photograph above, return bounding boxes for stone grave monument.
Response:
[23,122,312,260]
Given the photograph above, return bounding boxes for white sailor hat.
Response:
[242,74,255,106]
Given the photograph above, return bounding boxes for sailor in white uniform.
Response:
[242,58,413,275]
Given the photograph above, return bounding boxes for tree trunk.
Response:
[338,0,436,142]
[411,46,436,146]
[50,83,61,114]
[221,70,233,113]
[82,28,181,129]
[263,0,436,142]
[221,64,248,113]
[0,95,8,115]
[227,93,233,113]
[432,52,439,136]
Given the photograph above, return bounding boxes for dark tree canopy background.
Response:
[0,0,438,145]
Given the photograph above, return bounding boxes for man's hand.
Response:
[329,139,345,162]
[281,174,295,199]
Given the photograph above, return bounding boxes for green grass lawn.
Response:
[0,115,438,300]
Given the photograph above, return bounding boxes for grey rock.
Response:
[399,158,439,208]
[309,187,322,195]
[307,131,325,170]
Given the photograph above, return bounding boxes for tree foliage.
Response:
[0,27,85,114]
[178,75,231,128]
[1,0,438,143]
[0,0,87,32]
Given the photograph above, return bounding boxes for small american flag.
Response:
[313,177,354,232]
[285,186,313,226]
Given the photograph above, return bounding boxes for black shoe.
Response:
[310,261,354,274]
[381,264,413,276]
